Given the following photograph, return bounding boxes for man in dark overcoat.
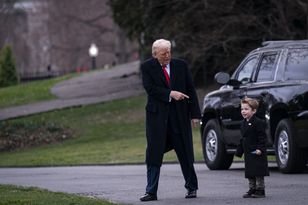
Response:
[139,39,201,201]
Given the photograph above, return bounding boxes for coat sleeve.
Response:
[141,63,171,102]
[235,138,244,157]
[184,62,201,119]
[235,122,244,157]
[256,119,267,152]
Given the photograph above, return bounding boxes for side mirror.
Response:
[215,72,242,88]
[215,72,230,84]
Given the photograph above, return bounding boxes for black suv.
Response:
[201,40,308,173]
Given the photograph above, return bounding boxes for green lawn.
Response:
[0,75,73,108]
[0,95,204,167]
[0,184,117,205]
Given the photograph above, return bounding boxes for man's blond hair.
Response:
[152,39,171,57]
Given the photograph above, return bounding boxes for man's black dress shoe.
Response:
[185,190,197,198]
[140,193,157,201]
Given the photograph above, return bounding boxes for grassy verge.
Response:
[0,184,117,205]
[0,75,73,108]
[0,95,204,167]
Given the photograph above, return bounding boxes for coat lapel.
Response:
[153,58,170,88]
[170,60,175,88]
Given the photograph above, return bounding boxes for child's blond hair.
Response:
[241,97,259,110]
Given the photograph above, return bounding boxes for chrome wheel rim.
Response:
[278,130,289,166]
[206,129,218,161]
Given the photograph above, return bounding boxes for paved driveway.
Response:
[0,61,143,121]
[0,163,307,205]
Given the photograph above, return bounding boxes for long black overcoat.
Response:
[141,58,201,166]
[238,115,270,178]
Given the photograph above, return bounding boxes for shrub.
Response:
[0,45,19,88]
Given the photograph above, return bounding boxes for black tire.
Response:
[274,119,306,173]
[202,119,234,170]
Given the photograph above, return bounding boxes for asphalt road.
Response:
[0,162,307,205]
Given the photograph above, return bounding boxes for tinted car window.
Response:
[285,48,308,80]
[236,57,258,84]
[256,53,278,82]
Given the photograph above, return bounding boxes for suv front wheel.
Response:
[274,119,306,173]
[202,119,233,170]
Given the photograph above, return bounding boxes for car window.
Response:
[285,48,308,80]
[235,57,258,84]
[256,53,278,82]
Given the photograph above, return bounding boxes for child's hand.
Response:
[256,149,262,155]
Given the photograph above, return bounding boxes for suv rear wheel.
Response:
[274,119,306,173]
[202,119,233,170]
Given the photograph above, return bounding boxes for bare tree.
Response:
[110,0,308,86]
[45,0,136,73]
[0,0,137,79]
[0,0,18,47]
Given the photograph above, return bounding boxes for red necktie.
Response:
[162,65,170,86]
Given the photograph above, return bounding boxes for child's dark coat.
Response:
[236,115,269,178]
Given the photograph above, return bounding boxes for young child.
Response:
[235,97,269,198]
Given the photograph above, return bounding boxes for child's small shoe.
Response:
[242,189,256,198]
[252,189,265,198]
